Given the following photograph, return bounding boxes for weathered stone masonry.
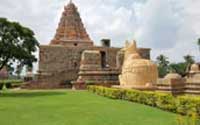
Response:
[35,1,151,88]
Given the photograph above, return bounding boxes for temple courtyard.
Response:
[0,0,200,125]
[0,90,179,125]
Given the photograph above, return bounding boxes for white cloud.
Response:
[0,0,199,68]
[134,0,200,62]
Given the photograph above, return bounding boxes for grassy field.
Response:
[0,90,179,125]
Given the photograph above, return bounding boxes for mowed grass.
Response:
[0,90,178,125]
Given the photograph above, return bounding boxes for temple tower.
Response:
[50,1,93,47]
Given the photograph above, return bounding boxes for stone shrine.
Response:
[156,64,200,95]
[187,63,200,83]
[75,50,120,85]
[34,1,151,89]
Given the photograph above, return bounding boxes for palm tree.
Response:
[156,55,170,78]
[197,38,200,51]
[156,55,169,67]
[184,55,195,72]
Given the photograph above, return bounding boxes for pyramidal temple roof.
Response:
[50,1,93,47]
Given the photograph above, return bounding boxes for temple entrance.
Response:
[100,51,106,68]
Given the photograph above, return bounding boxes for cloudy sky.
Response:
[0,0,200,63]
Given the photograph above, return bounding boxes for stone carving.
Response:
[119,41,158,88]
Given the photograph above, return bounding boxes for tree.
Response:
[197,38,200,51]
[156,55,170,78]
[169,63,187,76]
[184,55,195,72]
[0,18,39,72]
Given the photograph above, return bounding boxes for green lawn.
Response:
[0,90,178,125]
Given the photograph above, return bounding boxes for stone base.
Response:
[113,85,156,91]
[76,68,120,86]
[22,81,72,90]
[71,81,86,90]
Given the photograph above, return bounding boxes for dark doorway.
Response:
[100,51,106,68]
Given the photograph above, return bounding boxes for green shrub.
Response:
[155,93,177,112]
[0,79,23,89]
[124,89,157,106]
[176,114,200,125]
[177,96,200,116]
[88,85,200,117]
[0,83,3,90]
[88,86,124,99]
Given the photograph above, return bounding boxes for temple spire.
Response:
[50,1,93,47]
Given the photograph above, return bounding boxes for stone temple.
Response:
[34,1,150,89]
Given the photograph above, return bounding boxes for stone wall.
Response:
[37,45,150,85]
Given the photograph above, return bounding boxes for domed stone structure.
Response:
[119,41,158,88]
[190,64,199,73]
[187,63,200,82]
[164,73,182,80]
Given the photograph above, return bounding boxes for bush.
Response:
[0,83,3,90]
[0,79,23,89]
[88,85,200,117]
[88,86,123,99]
[177,96,200,116]
[155,93,177,112]
[124,90,157,106]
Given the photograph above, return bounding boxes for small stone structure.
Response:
[73,50,120,87]
[157,64,200,95]
[32,1,151,89]
[115,41,200,95]
[187,63,200,83]
[185,63,200,94]
[117,41,158,90]
[157,73,185,95]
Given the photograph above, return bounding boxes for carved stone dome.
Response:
[165,73,182,79]
[190,64,199,73]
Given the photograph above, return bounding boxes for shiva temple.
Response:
[32,1,150,89]
[24,0,200,95]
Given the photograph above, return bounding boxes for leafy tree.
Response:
[156,55,170,78]
[169,63,187,76]
[0,18,39,72]
[6,65,14,76]
[15,64,23,79]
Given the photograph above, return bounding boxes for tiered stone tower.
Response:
[31,0,151,89]
[50,0,93,47]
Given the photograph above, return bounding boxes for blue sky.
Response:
[0,0,199,64]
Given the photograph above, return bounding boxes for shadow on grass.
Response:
[0,91,66,98]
